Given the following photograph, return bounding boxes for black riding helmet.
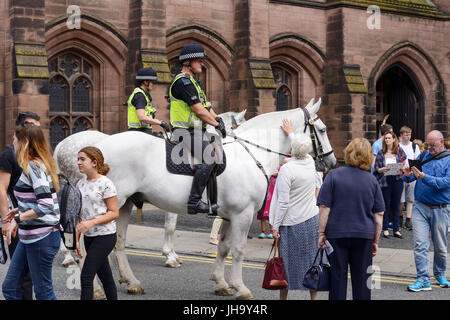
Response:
[179,42,207,64]
[136,67,158,82]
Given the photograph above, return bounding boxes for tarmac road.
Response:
[0,246,448,301]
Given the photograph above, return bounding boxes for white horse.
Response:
[54,110,247,269]
[64,98,334,299]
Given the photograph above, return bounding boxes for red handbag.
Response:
[262,238,288,290]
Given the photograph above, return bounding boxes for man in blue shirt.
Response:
[402,130,450,291]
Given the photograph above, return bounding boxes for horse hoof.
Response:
[236,292,255,300]
[127,285,146,295]
[165,260,181,268]
[62,258,77,268]
[215,287,233,296]
[94,289,107,300]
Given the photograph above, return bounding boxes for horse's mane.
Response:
[233,107,304,134]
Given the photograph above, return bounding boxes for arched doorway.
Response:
[376,63,425,140]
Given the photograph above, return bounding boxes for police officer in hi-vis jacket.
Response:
[169,42,226,215]
[127,67,170,134]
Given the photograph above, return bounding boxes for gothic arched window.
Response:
[272,66,294,111]
[48,53,96,150]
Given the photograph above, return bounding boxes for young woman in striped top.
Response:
[2,124,61,300]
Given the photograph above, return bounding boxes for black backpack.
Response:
[57,174,82,250]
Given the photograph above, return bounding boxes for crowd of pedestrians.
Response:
[261,117,449,300]
[0,112,119,300]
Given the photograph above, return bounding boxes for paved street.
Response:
[130,206,449,253]
[0,245,448,301]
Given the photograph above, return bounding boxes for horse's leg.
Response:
[162,212,181,268]
[229,210,255,300]
[210,218,233,296]
[59,239,77,267]
[115,199,146,295]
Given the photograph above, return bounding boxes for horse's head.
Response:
[220,109,247,134]
[302,98,337,171]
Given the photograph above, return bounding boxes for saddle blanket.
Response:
[165,139,226,176]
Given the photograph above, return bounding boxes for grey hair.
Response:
[290,133,313,160]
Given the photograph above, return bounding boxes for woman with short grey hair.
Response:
[270,132,319,300]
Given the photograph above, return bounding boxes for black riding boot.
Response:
[187,164,219,214]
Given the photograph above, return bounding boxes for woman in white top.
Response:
[373,132,407,239]
[76,146,119,300]
[270,133,319,300]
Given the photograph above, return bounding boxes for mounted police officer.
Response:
[169,42,226,215]
[127,67,170,134]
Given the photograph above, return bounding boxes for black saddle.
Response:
[165,139,226,176]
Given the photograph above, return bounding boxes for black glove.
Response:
[215,117,226,138]
[160,120,170,132]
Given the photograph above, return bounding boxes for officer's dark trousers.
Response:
[7,232,33,300]
[188,130,216,205]
[327,238,373,300]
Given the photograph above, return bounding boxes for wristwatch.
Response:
[14,213,21,224]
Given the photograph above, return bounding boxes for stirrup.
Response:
[187,200,210,214]
[208,203,219,216]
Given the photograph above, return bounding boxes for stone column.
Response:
[324,8,352,160]
[229,0,275,119]
[126,0,170,129]
[5,0,49,147]
[0,0,7,148]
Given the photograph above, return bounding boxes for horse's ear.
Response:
[307,97,321,115]
[303,98,315,110]
[237,109,247,122]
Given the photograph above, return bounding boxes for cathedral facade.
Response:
[1,0,449,158]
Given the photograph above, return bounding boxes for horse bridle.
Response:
[302,108,334,171]
[231,115,238,129]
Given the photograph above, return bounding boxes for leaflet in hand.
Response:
[384,163,403,176]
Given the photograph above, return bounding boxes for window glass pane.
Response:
[83,60,92,78]
[273,67,282,84]
[276,86,291,111]
[72,78,90,112]
[49,76,68,112]
[50,118,69,150]
[73,118,91,134]
[60,55,80,78]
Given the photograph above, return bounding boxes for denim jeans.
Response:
[381,176,404,232]
[412,201,449,283]
[2,230,60,300]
